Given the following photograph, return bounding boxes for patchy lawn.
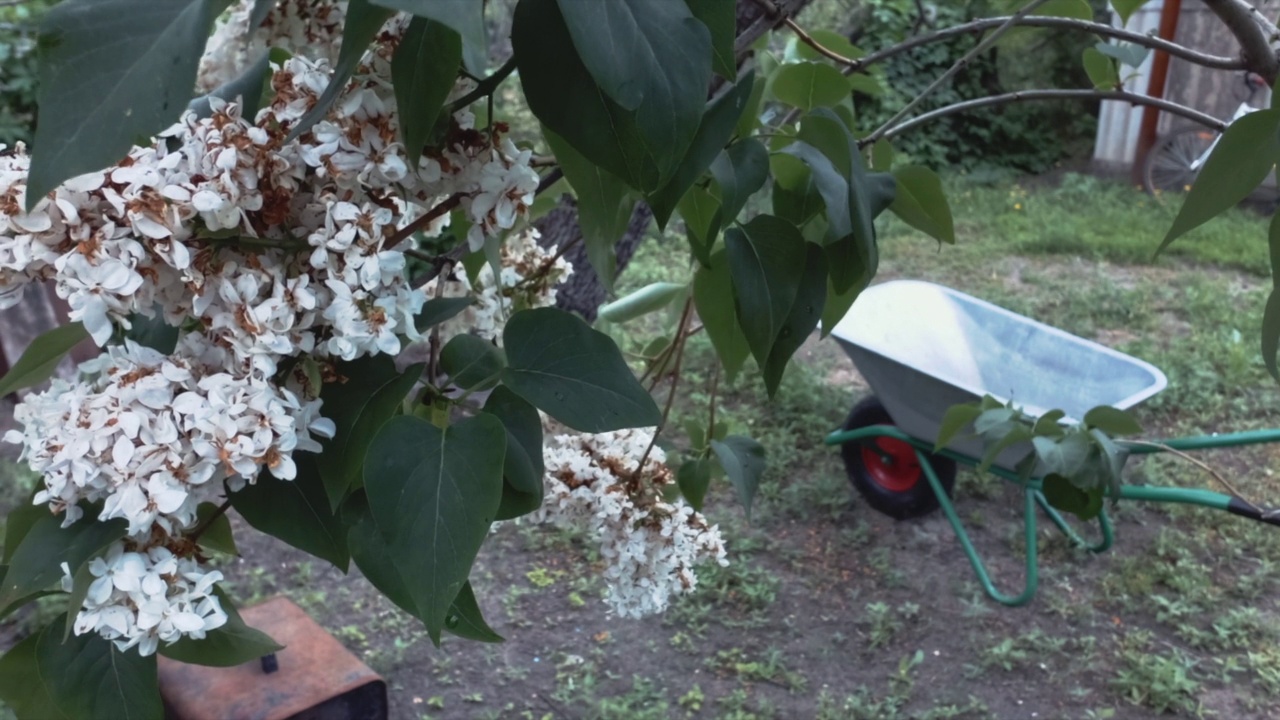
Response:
[4,173,1280,719]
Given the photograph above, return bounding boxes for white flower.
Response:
[65,542,227,657]
[535,428,729,618]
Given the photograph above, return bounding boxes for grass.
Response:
[5,171,1280,718]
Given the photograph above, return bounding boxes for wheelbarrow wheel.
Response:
[840,396,956,520]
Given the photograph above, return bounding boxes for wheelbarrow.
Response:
[823,280,1280,606]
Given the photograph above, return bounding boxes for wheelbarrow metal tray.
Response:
[828,280,1167,469]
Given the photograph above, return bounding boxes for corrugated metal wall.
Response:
[1094,0,1279,167]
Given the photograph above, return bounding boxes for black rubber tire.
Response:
[840,396,957,520]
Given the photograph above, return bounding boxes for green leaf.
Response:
[27,0,222,206]
[442,581,502,643]
[159,588,282,667]
[249,0,276,31]
[735,75,767,139]
[1083,406,1143,436]
[188,49,273,120]
[1161,109,1280,252]
[0,511,126,609]
[415,296,473,332]
[771,170,825,226]
[772,62,852,112]
[502,308,661,432]
[889,165,955,244]
[710,138,770,229]
[819,273,862,338]
[231,454,350,570]
[1041,473,1104,520]
[793,29,863,63]
[513,0,663,191]
[0,323,88,398]
[678,185,721,266]
[847,73,883,96]
[1034,0,1093,20]
[482,387,545,521]
[544,127,632,290]
[978,425,1033,472]
[725,215,808,368]
[1094,40,1148,69]
[62,560,95,641]
[1112,0,1149,26]
[677,459,712,511]
[440,335,505,391]
[371,0,485,75]
[193,502,237,556]
[648,73,756,228]
[710,435,766,520]
[124,312,179,354]
[1082,47,1119,89]
[1033,409,1067,437]
[934,404,982,452]
[287,0,394,140]
[0,625,65,720]
[554,0,711,179]
[599,282,686,324]
[694,249,751,382]
[1033,432,1092,477]
[1266,212,1280,380]
[345,492,418,616]
[870,139,894,172]
[393,17,462,170]
[364,414,505,643]
[3,501,46,564]
[370,0,485,75]
[316,355,423,509]
[36,614,162,720]
[762,243,826,396]
[686,0,736,78]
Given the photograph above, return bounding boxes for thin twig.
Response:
[1125,440,1259,509]
[189,499,233,542]
[633,298,694,479]
[848,15,1246,74]
[872,89,1226,145]
[863,0,1052,146]
[783,17,859,65]
[447,58,518,113]
[385,194,463,250]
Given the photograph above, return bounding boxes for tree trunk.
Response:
[537,0,815,320]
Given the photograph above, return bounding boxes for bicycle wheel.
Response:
[1143,127,1219,195]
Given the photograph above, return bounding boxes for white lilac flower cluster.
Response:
[59,543,227,657]
[427,229,573,342]
[198,0,347,93]
[536,428,729,619]
[1,4,539,655]
[4,342,332,537]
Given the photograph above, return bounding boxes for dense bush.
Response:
[0,2,46,147]
[801,0,1102,174]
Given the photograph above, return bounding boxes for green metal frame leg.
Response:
[918,448,1039,607]
[1034,492,1114,554]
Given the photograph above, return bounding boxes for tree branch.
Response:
[447,58,518,113]
[863,0,1052,146]
[872,89,1226,145]
[847,15,1246,73]
[1201,0,1280,83]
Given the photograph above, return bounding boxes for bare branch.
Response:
[783,17,858,65]
[1201,0,1280,83]
[873,89,1226,145]
[863,0,1053,146]
[849,15,1246,73]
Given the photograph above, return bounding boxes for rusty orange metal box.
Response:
[157,596,387,720]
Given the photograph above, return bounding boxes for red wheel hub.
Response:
[861,438,922,493]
